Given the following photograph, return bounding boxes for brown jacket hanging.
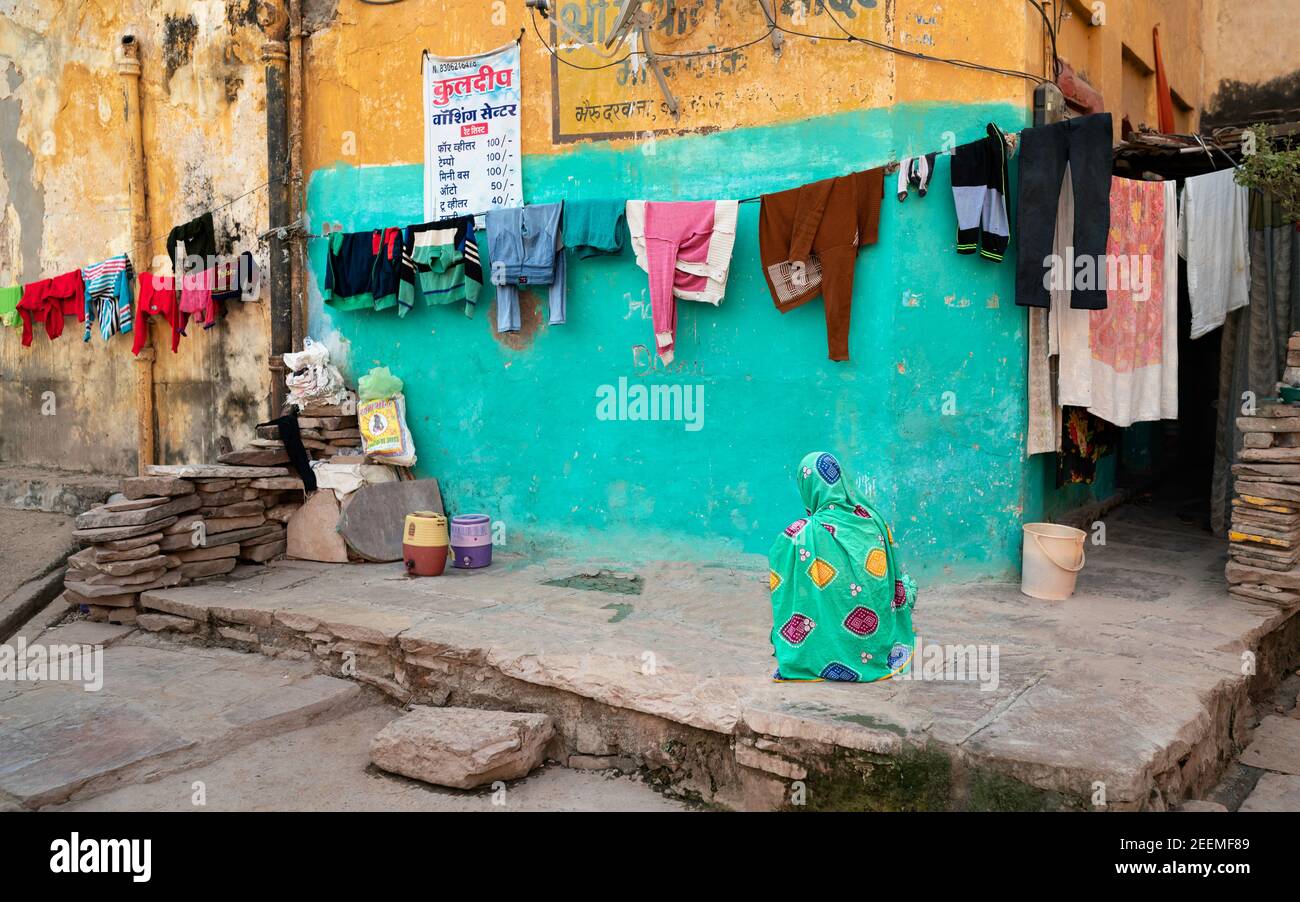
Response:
[759,166,884,361]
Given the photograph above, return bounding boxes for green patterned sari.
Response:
[767,452,916,682]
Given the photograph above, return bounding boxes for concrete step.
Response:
[0,625,366,809]
[128,524,1300,810]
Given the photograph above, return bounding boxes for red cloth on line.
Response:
[132,272,187,356]
[18,270,85,346]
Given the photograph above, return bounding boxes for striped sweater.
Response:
[81,254,135,342]
[397,216,483,317]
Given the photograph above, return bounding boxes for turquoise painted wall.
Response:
[306,101,1037,582]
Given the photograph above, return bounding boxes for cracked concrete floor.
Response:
[0,622,688,812]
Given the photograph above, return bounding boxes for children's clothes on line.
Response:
[211,252,262,304]
[896,153,936,201]
[626,200,738,306]
[638,201,740,364]
[323,229,399,312]
[166,212,218,274]
[133,273,186,356]
[1015,112,1113,309]
[485,203,566,333]
[759,167,884,362]
[398,216,482,317]
[951,123,1011,262]
[18,271,85,346]
[0,285,21,329]
[81,254,135,342]
[564,199,627,259]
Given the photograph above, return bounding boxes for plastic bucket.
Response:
[403,511,449,577]
[450,513,492,569]
[1021,522,1086,600]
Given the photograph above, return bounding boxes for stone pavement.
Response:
[52,706,685,812]
[128,499,1300,810]
[0,620,682,812]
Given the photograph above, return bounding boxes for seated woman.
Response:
[768,451,917,682]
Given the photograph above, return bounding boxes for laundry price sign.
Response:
[422,41,523,222]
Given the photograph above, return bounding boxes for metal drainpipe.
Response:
[116,34,155,475]
[261,2,291,415]
[288,0,307,353]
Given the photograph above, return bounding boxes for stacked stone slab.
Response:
[251,392,363,462]
[61,465,307,622]
[63,482,198,623]
[1227,400,1300,607]
[146,465,304,565]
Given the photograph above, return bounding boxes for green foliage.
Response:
[1236,125,1300,222]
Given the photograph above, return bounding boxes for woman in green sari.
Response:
[768,451,917,683]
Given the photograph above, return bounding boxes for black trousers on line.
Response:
[1015,112,1113,309]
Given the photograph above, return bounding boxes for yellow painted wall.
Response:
[302,0,1040,177]
[1055,0,1206,136]
[0,0,271,475]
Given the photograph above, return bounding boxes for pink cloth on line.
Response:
[643,201,719,364]
[179,266,216,326]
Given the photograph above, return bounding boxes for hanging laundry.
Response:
[211,251,262,304]
[0,285,20,329]
[1057,407,1116,486]
[759,168,884,362]
[80,254,135,342]
[323,229,397,312]
[951,123,1011,261]
[179,265,218,329]
[626,200,738,364]
[626,199,737,306]
[563,199,627,259]
[485,202,566,333]
[397,216,482,317]
[1016,112,1113,309]
[166,211,218,274]
[895,153,936,201]
[1180,167,1250,339]
[132,272,185,356]
[18,271,85,346]
[1081,179,1179,426]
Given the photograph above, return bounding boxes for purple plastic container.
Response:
[450,513,493,569]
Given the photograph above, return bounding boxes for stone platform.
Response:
[133,502,1300,810]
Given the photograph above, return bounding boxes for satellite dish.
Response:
[605,0,645,49]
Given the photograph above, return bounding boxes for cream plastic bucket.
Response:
[1021,522,1086,600]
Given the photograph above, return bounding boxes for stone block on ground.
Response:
[240,539,287,563]
[369,707,554,790]
[1239,773,1300,812]
[74,494,200,531]
[1239,716,1300,774]
[120,476,195,500]
[287,490,349,563]
[148,465,289,479]
[172,543,240,563]
[96,532,164,553]
[337,478,444,563]
[179,558,238,581]
[73,518,178,545]
[136,613,202,634]
[94,543,162,564]
[218,449,292,467]
[207,514,267,535]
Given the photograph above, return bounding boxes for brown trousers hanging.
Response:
[759,167,884,361]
